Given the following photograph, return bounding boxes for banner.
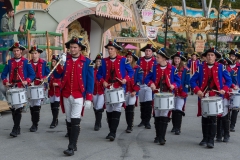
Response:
[142,9,154,23]
[195,40,205,52]
[146,26,158,40]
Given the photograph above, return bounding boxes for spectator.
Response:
[0,8,15,64]
[18,10,36,46]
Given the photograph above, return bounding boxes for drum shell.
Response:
[6,88,27,105]
[154,93,174,110]
[230,94,240,109]
[201,97,223,116]
[27,86,45,100]
[104,88,125,105]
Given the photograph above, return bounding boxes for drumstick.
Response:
[115,77,123,83]
[17,73,26,88]
[212,90,221,93]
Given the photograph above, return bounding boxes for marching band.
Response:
[1,39,240,156]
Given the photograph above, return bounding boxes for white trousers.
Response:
[49,96,60,103]
[125,92,136,106]
[138,84,152,102]
[155,109,169,117]
[106,103,122,112]
[174,97,185,111]
[93,94,104,110]
[29,99,41,107]
[63,96,83,122]
[12,104,24,109]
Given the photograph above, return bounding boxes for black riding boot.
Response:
[144,101,152,129]
[30,106,41,132]
[199,117,209,146]
[109,111,121,141]
[138,102,146,127]
[10,108,22,137]
[222,114,230,142]
[207,116,217,148]
[154,117,160,143]
[65,119,69,137]
[171,110,176,133]
[216,117,222,142]
[230,110,238,132]
[159,117,169,145]
[50,102,59,128]
[63,118,81,156]
[94,108,103,131]
[174,110,183,135]
[125,105,134,133]
[106,112,113,139]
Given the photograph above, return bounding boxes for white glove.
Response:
[84,100,92,109]
[60,53,66,66]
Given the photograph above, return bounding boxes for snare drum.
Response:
[6,88,27,105]
[201,96,223,116]
[105,88,125,105]
[27,85,45,100]
[230,90,240,109]
[154,92,174,110]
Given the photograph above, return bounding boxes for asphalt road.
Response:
[0,95,239,160]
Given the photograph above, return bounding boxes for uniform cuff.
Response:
[86,93,93,101]
[26,78,31,84]
[124,75,131,81]
[133,85,140,92]
[172,83,177,89]
[193,87,200,94]
[3,79,8,85]
[147,81,154,87]
[222,86,229,93]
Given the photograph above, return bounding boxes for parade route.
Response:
[0,95,239,160]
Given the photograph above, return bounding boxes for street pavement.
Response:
[0,95,240,160]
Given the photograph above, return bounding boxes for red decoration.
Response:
[177,51,180,55]
[109,41,113,45]
[148,44,152,48]
[33,46,37,51]
[14,42,19,47]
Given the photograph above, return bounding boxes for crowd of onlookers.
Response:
[0,8,37,64]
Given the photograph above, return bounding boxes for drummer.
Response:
[190,48,232,148]
[137,44,156,129]
[1,42,35,137]
[92,53,104,131]
[170,51,190,135]
[48,55,61,129]
[187,52,200,95]
[29,45,50,132]
[227,49,240,132]
[144,48,181,145]
[97,40,134,141]
[215,56,235,142]
[125,50,143,133]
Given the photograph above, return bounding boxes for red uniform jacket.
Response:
[93,68,104,95]
[48,74,61,97]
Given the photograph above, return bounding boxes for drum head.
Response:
[8,88,24,92]
[202,96,222,101]
[155,92,173,97]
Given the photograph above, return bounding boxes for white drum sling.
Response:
[154,92,174,110]
[201,96,223,116]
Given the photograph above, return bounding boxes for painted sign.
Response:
[146,26,158,40]
[142,9,154,23]
[96,0,132,21]
[195,40,205,52]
